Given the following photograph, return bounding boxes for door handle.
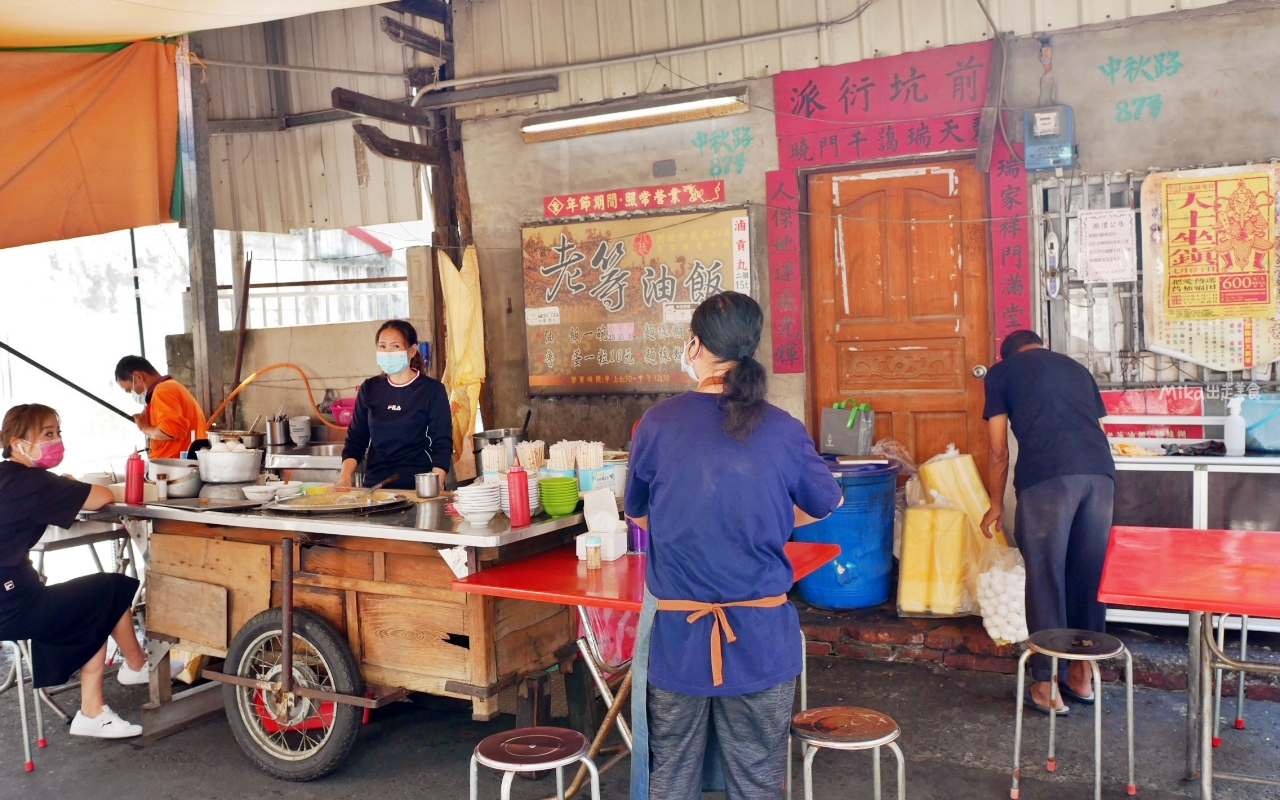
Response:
[971,365,988,378]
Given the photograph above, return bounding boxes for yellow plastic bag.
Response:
[898,499,974,616]
[919,445,1007,548]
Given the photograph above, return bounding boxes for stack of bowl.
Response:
[539,477,580,518]
[454,482,501,525]
[498,472,542,516]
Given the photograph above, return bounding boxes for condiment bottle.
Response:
[585,536,602,570]
[125,451,145,505]
[507,465,531,528]
[156,472,169,501]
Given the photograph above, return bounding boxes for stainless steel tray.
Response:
[148,498,266,513]
[261,490,406,515]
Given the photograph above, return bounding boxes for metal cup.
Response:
[415,472,441,498]
[266,419,291,447]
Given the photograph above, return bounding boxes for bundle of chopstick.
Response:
[548,441,581,471]
[481,443,510,473]
[577,441,605,471]
[517,440,545,470]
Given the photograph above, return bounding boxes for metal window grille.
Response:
[1032,171,1274,389]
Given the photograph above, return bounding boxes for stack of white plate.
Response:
[454,482,501,525]
[498,472,542,516]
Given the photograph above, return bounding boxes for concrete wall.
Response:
[167,320,383,431]
[462,76,792,448]
[459,4,1280,447]
[1001,3,1280,173]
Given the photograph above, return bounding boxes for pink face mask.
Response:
[23,439,65,470]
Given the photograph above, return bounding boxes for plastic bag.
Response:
[919,444,1007,548]
[897,491,978,617]
[904,475,928,507]
[872,437,918,479]
[892,487,907,559]
[976,545,1028,645]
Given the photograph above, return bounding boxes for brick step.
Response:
[797,600,1280,702]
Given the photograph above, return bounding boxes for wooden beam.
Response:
[353,122,442,165]
[332,87,434,126]
[414,75,559,110]
[178,34,225,414]
[380,16,453,62]
[382,0,449,23]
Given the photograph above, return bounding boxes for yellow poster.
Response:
[1163,172,1276,320]
[521,209,750,395]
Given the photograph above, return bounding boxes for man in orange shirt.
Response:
[114,357,207,460]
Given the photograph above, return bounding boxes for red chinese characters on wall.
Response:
[544,180,724,218]
[766,171,804,373]
[766,40,1032,368]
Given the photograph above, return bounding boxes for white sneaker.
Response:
[117,660,149,686]
[69,705,143,739]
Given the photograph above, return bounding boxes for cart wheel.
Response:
[223,608,364,781]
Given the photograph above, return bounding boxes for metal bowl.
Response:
[196,449,263,484]
[148,457,202,498]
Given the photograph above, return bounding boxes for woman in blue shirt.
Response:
[625,292,842,800]
[337,320,453,491]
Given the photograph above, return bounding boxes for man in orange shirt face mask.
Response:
[114,356,208,460]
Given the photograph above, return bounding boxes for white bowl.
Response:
[242,485,279,503]
[461,508,498,525]
[272,481,304,498]
[456,502,501,513]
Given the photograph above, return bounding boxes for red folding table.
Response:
[1098,525,1280,798]
[453,541,840,799]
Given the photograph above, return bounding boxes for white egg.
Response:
[210,442,229,452]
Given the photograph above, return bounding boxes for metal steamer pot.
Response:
[473,428,525,466]
[148,458,203,498]
[196,449,263,484]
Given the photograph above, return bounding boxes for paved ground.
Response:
[1,655,1276,800]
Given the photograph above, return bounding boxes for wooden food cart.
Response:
[101,499,583,781]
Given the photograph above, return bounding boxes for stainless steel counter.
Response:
[92,499,585,548]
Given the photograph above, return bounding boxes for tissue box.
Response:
[576,527,627,562]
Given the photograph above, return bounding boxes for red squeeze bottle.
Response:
[507,466,531,528]
[125,451,145,505]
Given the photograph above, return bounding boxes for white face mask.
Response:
[680,339,701,382]
[128,377,146,406]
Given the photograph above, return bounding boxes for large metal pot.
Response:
[196,449,263,484]
[148,458,203,498]
[473,428,525,467]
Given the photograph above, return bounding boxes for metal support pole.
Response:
[281,538,294,697]
[1200,613,1215,799]
[1186,600,1203,781]
[129,229,146,358]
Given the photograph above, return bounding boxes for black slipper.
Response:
[1060,684,1095,704]
[1025,687,1069,715]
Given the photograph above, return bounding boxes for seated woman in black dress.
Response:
[0,404,150,739]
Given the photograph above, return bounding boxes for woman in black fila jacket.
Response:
[336,320,453,491]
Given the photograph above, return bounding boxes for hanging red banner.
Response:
[988,132,1033,351]
[766,171,804,374]
[543,180,725,218]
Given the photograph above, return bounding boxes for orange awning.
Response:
[0,43,179,251]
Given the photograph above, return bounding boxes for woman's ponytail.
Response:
[689,292,768,441]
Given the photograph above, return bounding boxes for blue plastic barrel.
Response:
[792,462,900,610]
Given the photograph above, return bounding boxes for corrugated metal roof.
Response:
[202,6,437,233]
[450,0,1229,118]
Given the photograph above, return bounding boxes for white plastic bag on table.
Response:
[976,545,1028,644]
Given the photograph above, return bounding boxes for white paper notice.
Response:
[731,215,751,293]
[525,306,560,326]
[1078,208,1137,284]
[663,302,696,324]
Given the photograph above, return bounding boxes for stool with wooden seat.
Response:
[791,706,905,800]
[469,726,600,800]
[1011,629,1136,800]
[2,641,45,772]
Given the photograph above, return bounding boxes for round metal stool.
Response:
[1011,629,1136,800]
[791,706,905,800]
[469,726,600,800]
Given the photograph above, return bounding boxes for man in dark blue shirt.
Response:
[981,330,1114,715]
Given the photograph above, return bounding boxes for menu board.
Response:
[1163,171,1276,320]
[522,209,749,395]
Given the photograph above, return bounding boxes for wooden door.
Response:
[808,160,992,473]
